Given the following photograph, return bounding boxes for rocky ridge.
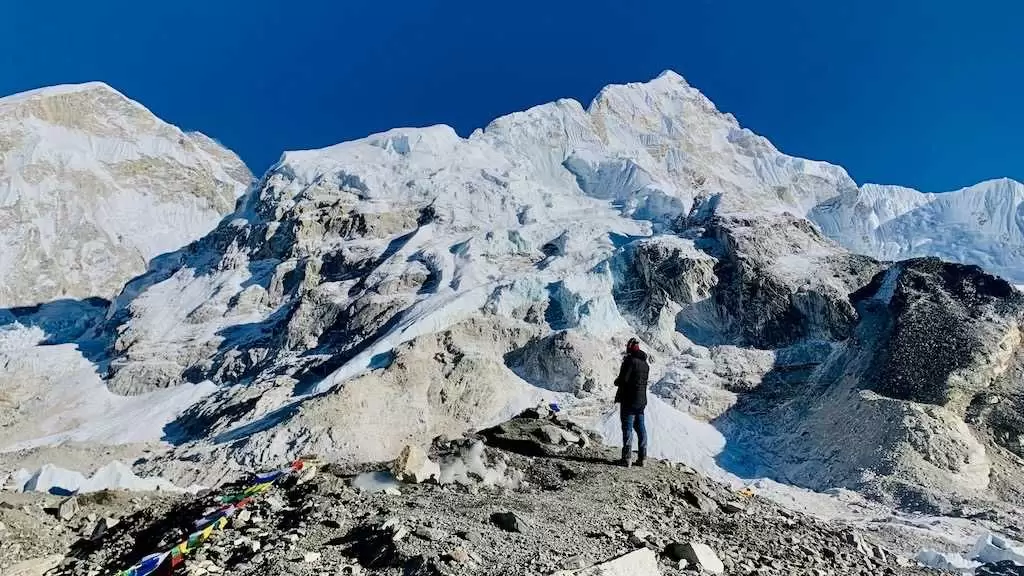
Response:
[5,412,976,576]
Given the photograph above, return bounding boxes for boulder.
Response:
[538,425,580,445]
[674,542,724,575]
[392,445,440,484]
[490,511,526,533]
[57,496,79,521]
[554,548,661,576]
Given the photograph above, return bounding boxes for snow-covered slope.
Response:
[0,82,252,307]
[812,178,1024,282]
[2,72,1022,521]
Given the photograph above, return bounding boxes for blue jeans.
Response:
[620,407,647,455]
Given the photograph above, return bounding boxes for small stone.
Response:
[538,425,566,444]
[285,534,300,543]
[86,518,109,541]
[304,551,321,563]
[266,496,286,512]
[490,511,525,533]
[629,530,653,547]
[559,556,587,571]
[446,547,471,564]
[415,526,444,541]
[296,466,318,485]
[537,424,580,445]
[620,519,638,533]
[383,487,402,496]
[678,487,717,513]
[58,496,80,521]
[392,526,410,542]
[720,501,747,514]
[458,530,483,544]
[235,509,252,525]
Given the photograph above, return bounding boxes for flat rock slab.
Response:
[7,554,65,576]
[677,542,724,574]
[553,548,661,576]
[57,496,79,521]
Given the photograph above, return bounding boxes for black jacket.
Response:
[614,350,649,411]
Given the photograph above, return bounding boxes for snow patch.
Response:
[598,394,726,473]
[12,461,194,495]
[917,532,1024,574]
[438,441,522,488]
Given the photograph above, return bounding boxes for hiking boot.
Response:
[619,448,632,468]
[634,450,646,467]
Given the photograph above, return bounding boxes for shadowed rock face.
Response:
[853,259,1023,412]
[101,170,440,396]
[705,259,1024,511]
[703,215,882,349]
[612,235,718,327]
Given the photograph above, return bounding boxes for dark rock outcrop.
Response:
[852,258,1023,412]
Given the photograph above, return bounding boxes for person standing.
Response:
[614,337,649,467]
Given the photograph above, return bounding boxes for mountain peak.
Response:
[0,80,251,308]
[655,69,687,84]
[0,80,124,106]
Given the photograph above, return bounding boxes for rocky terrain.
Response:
[5,412,997,576]
[713,258,1024,512]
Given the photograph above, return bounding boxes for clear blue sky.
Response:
[3,0,1022,191]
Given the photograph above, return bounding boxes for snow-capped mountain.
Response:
[0,82,252,308]
[813,178,1024,283]
[1,72,1022,519]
